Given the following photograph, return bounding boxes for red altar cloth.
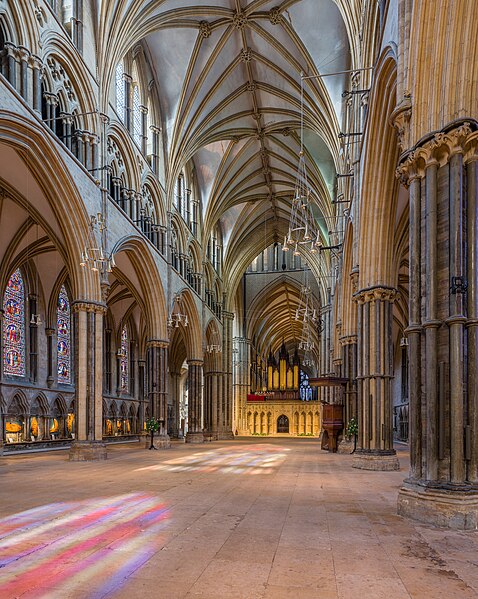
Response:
[247,394,266,402]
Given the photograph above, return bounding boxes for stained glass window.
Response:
[300,370,312,401]
[57,285,71,384]
[120,326,129,391]
[3,269,26,377]
[116,62,125,120]
[133,85,142,146]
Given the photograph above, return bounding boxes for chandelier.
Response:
[80,213,116,273]
[206,330,222,353]
[168,294,188,328]
[295,267,318,367]
[283,74,322,255]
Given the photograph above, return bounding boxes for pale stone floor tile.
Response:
[185,558,270,599]
[336,574,412,599]
[0,439,477,599]
[263,584,338,599]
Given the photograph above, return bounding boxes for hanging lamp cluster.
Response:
[295,266,318,368]
[80,213,116,273]
[283,73,322,256]
[168,293,188,328]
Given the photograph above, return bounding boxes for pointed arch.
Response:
[358,48,399,288]
[111,235,168,340]
[171,288,202,359]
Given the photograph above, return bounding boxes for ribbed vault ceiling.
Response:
[102,0,353,346]
[132,0,350,254]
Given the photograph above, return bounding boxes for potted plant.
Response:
[345,417,358,453]
[145,417,160,450]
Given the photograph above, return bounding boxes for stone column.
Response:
[146,339,170,448]
[423,158,441,481]
[203,371,212,436]
[45,327,55,388]
[396,122,478,529]
[320,300,333,402]
[140,105,148,155]
[340,335,358,424]
[402,169,423,480]
[17,46,30,102]
[233,337,250,435]
[186,359,204,443]
[221,311,235,438]
[149,125,161,173]
[138,358,146,433]
[4,42,17,89]
[467,155,478,483]
[30,55,43,115]
[28,294,39,383]
[169,370,181,438]
[69,302,107,461]
[353,287,400,471]
[124,74,132,131]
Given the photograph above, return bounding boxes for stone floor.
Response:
[1,438,478,599]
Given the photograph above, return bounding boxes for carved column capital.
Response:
[146,339,169,349]
[71,301,107,315]
[397,121,477,186]
[187,359,203,367]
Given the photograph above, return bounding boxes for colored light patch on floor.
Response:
[136,444,290,475]
[0,492,170,599]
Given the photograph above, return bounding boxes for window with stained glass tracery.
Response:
[57,285,71,384]
[300,370,312,401]
[3,269,26,377]
[120,326,129,391]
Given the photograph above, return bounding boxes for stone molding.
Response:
[353,286,398,304]
[398,482,478,530]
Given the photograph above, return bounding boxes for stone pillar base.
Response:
[69,440,107,461]
[186,431,204,443]
[398,481,478,530]
[143,434,171,449]
[217,430,235,440]
[352,451,400,471]
[337,439,354,454]
[203,432,217,442]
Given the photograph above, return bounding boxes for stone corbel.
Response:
[390,95,412,154]
[339,334,358,346]
[354,286,398,305]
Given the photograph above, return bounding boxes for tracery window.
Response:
[57,285,71,384]
[116,63,125,121]
[133,85,142,147]
[3,269,26,377]
[120,325,129,391]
